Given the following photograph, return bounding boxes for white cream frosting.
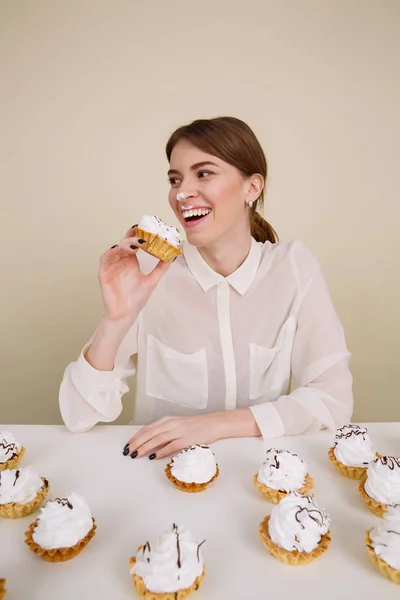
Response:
[370,504,400,570]
[170,445,217,484]
[32,493,93,550]
[268,492,331,553]
[333,424,376,467]
[130,524,205,594]
[138,215,181,247]
[0,431,21,464]
[0,467,44,505]
[365,456,400,505]
[257,448,307,492]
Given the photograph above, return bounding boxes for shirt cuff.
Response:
[74,343,119,391]
[249,402,285,440]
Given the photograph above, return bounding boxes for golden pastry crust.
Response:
[358,478,387,518]
[259,515,331,565]
[0,446,26,471]
[0,578,6,600]
[133,227,182,262]
[253,472,314,503]
[165,463,219,493]
[365,529,400,584]
[24,518,97,562]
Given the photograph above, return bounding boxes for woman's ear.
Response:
[246,174,264,205]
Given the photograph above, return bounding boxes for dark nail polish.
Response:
[111,245,118,249]
[131,450,138,459]
[131,224,138,229]
[149,453,156,460]
[137,239,146,244]
[173,257,177,262]
[130,245,138,250]
[123,447,130,456]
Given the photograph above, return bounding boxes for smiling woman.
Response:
[59,117,353,460]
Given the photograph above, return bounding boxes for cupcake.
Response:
[165,445,219,493]
[0,431,25,471]
[359,456,400,517]
[0,467,49,519]
[254,448,314,503]
[366,504,400,584]
[25,493,96,562]
[129,523,205,598]
[259,492,331,565]
[134,215,182,262]
[328,424,376,479]
[0,579,5,600]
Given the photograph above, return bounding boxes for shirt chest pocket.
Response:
[146,334,208,409]
[249,316,296,401]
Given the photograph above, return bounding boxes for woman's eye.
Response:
[168,177,180,186]
[198,171,212,179]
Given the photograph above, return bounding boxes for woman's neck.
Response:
[198,231,252,277]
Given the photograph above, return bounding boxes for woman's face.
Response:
[168,140,261,248]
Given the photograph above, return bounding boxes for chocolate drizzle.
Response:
[13,469,20,487]
[335,424,367,440]
[379,456,400,470]
[294,496,326,530]
[55,498,73,510]
[173,523,181,569]
[196,539,206,562]
[0,440,18,459]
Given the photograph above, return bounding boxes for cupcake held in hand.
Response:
[165,445,219,493]
[133,215,182,262]
[129,523,205,599]
[366,504,400,585]
[254,448,313,503]
[259,492,331,565]
[359,456,400,517]
[25,493,96,562]
[328,424,377,479]
[0,431,25,471]
[0,467,49,519]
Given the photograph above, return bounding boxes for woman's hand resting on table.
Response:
[123,410,262,459]
[99,227,172,321]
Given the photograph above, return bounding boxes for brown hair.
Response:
[166,116,278,244]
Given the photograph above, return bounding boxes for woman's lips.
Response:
[182,211,212,229]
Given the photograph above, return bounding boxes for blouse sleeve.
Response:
[250,243,353,440]
[59,320,138,433]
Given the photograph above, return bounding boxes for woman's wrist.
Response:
[85,314,136,371]
[210,408,261,440]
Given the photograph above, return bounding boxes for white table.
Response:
[0,423,399,599]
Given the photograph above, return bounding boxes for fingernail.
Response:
[123,447,130,456]
[130,245,138,250]
[137,239,146,244]
[131,451,138,459]
[173,257,177,262]
[131,224,138,229]
[149,453,156,460]
[111,245,118,249]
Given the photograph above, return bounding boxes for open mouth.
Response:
[181,208,212,226]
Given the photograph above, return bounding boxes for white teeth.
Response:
[182,208,211,219]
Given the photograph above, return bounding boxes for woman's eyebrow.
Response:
[167,161,220,177]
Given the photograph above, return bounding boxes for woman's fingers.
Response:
[154,439,187,460]
[132,431,180,459]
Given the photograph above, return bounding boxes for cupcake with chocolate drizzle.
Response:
[0,579,5,600]
[25,493,96,561]
[359,456,400,517]
[165,445,219,493]
[328,424,377,480]
[0,431,25,471]
[259,492,331,565]
[254,448,313,504]
[129,523,205,598]
[133,215,182,262]
[0,467,49,519]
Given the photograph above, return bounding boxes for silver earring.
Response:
[248,200,253,208]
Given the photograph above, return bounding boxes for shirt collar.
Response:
[182,237,262,295]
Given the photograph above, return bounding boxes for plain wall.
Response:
[1,0,399,424]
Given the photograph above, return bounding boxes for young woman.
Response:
[59,117,353,459]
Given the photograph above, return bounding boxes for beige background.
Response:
[0,1,399,425]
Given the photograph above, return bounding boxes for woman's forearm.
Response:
[85,315,136,371]
[213,408,262,439]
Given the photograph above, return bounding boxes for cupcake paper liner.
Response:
[25,518,97,562]
[253,472,314,504]
[165,463,219,493]
[0,446,26,471]
[133,227,182,262]
[365,530,400,585]
[129,554,205,599]
[358,478,388,518]
[0,478,49,519]
[259,515,331,565]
